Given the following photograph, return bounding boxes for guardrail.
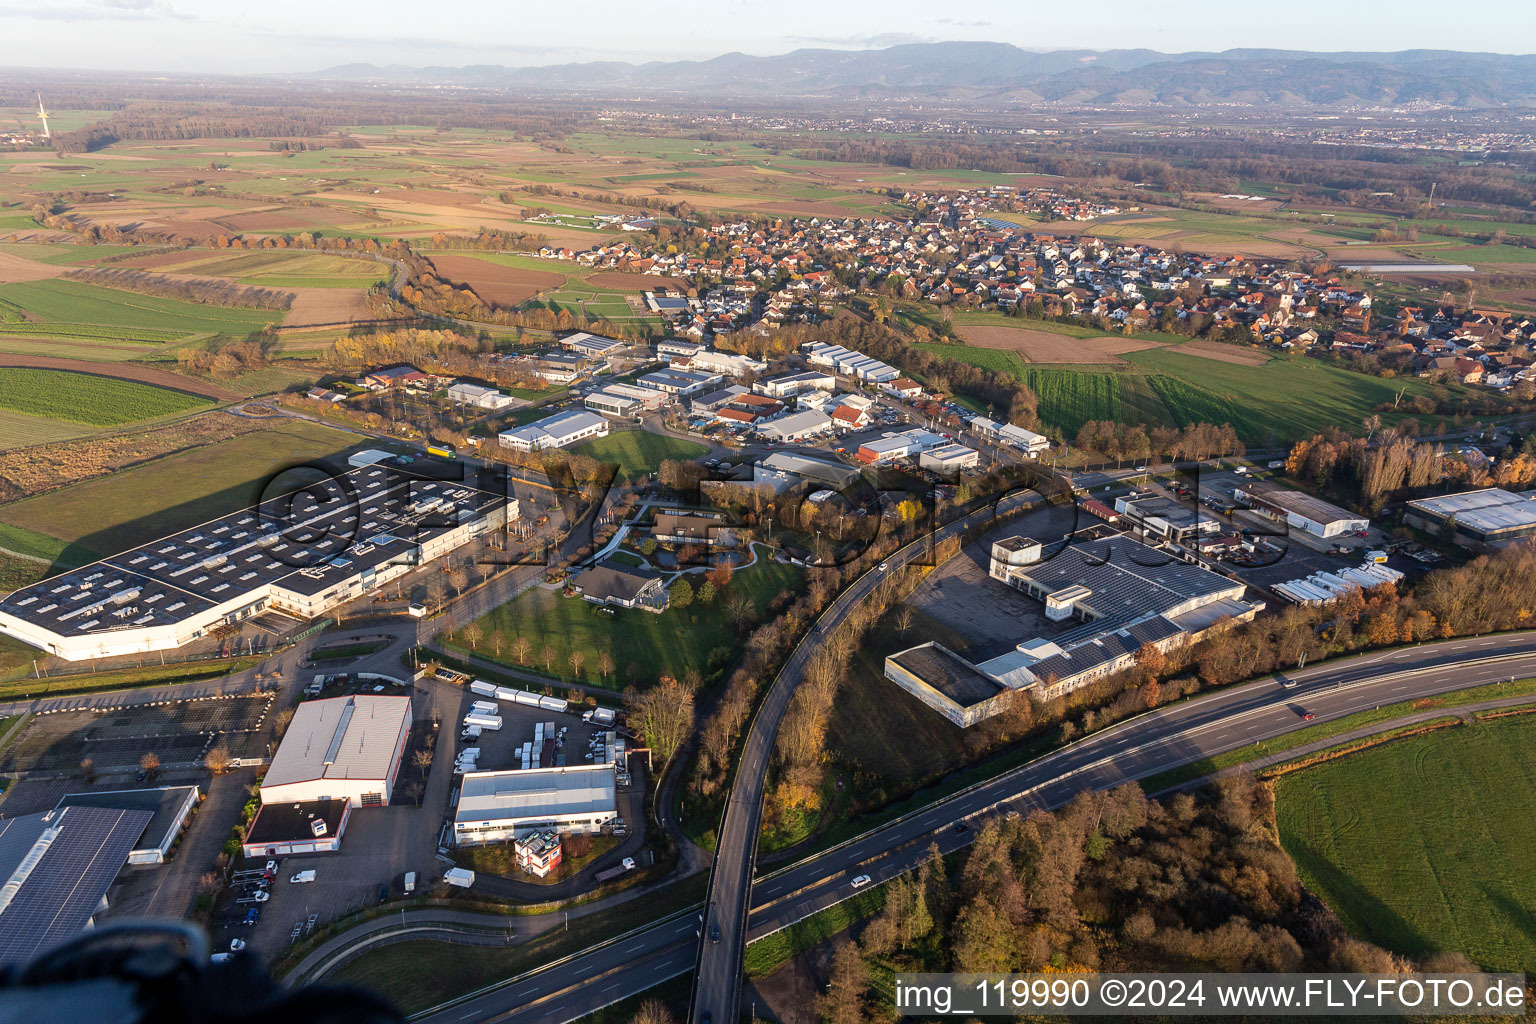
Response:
[413,638,1536,1024]
[411,904,703,1021]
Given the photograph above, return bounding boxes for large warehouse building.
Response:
[1405,488,1536,549]
[260,694,412,808]
[0,463,510,661]
[887,534,1262,720]
[1234,482,1369,539]
[454,764,618,846]
[0,805,154,964]
[499,409,610,452]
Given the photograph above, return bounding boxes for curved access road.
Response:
[416,630,1536,1024]
[691,492,1040,1024]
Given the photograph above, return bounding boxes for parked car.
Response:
[377,883,389,903]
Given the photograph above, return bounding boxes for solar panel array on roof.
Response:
[0,464,507,643]
[0,805,153,964]
[1008,535,1241,630]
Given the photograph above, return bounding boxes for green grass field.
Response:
[568,430,708,480]
[916,340,1448,444]
[0,279,283,341]
[0,419,357,559]
[0,368,209,426]
[1123,348,1443,443]
[1275,716,1536,972]
[469,556,802,688]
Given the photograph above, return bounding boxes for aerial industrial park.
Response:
[0,9,1535,1023]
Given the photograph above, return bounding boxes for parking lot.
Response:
[0,691,277,775]
[906,500,1090,659]
[451,688,612,775]
[212,676,463,959]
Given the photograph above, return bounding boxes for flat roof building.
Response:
[500,409,610,452]
[1116,495,1219,544]
[1235,482,1369,539]
[887,534,1262,718]
[454,764,618,846]
[919,443,980,477]
[654,511,724,546]
[0,463,508,661]
[242,798,351,858]
[56,785,199,865]
[261,694,411,808]
[689,349,767,378]
[447,382,517,411]
[884,642,1020,728]
[755,369,835,398]
[1405,488,1536,548]
[637,368,722,397]
[856,428,946,465]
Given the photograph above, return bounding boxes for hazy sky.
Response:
[1,0,1531,74]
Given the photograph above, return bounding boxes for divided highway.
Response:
[416,633,1536,1022]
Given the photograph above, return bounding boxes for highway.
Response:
[414,631,1536,1024]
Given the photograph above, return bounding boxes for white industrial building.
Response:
[755,369,835,398]
[919,443,980,475]
[856,428,947,464]
[970,416,1050,456]
[657,339,704,361]
[499,409,610,452]
[261,694,412,808]
[0,464,509,661]
[446,382,518,412]
[1405,488,1536,548]
[561,332,625,359]
[1273,562,1405,606]
[454,764,619,845]
[886,534,1262,719]
[637,368,722,396]
[689,349,767,378]
[1234,483,1369,539]
[758,409,832,442]
[585,382,669,418]
[801,341,900,383]
[347,448,396,469]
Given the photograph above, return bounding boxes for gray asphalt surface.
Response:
[415,631,1536,1024]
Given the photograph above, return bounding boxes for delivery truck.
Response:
[444,867,475,888]
[583,707,617,727]
[462,713,503,731]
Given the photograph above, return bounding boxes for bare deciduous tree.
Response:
[204,746,231,774]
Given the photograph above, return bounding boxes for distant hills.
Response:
[311,42,1536,109]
